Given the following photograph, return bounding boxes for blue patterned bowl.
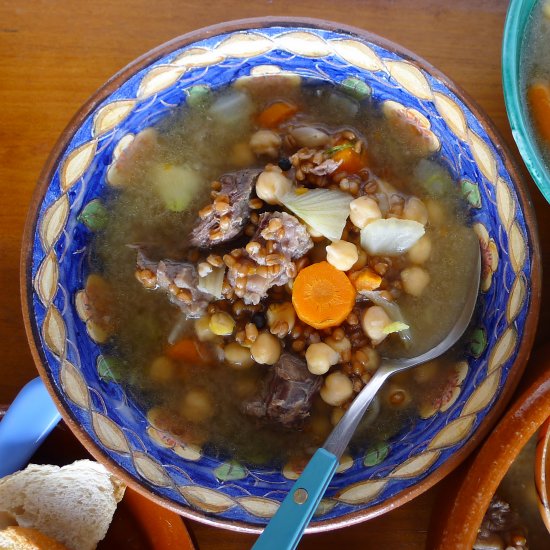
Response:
[22,18,540,533]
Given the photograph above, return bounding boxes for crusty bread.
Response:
[0,526,68,549]
[0,460,125,550]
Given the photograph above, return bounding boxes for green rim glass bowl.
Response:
[503,0,550,202]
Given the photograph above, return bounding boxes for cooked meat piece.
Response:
[135,251,211,318]
[190,169,260,248]
[474,497,528,550]
[224,212,313,305]
[252,211,313,261]
[242,353,322,428]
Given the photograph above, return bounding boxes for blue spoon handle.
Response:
[0,377,61,477]
[252,448,338,550]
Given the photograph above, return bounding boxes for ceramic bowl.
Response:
[502,0,550,203]
[428,347,550,549]
[535,416,550,534]
[21,17,540,532]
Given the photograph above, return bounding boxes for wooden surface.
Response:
[0,0,547,548]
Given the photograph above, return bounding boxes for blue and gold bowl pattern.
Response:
[25,20,538,531]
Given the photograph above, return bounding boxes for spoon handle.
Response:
[252,367,391,550]
[252,448,338,550]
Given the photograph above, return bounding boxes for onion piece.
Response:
[360,218,424,256]
[280,188,353,241]
[208,90,254,126]
[360,290,411,345]
[150,163,203,212]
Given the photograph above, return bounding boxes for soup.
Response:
[522,0,550,157]
[90,77,478,465]
[475,434,549,549]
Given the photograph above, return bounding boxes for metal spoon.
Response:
[252,247,481,550]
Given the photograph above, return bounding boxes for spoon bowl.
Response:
[254,246,482,549]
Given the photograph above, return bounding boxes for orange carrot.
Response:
[528,81,550,144]
[292,261,356,329]
[349,268,382,291]
[257,101,298,128]
[165,338,210,364]
[332,146,368,174]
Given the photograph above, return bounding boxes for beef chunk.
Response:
[136,251,211,318]
[242,353,322,428]
[225,212,313,305]
[475,497,527,550]
[190,169,260,248]
[252,211,313,261]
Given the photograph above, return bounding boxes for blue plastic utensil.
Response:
[253,250,481,550]
[0,377,61,477]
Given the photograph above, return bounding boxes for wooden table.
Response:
[1,0,547,548]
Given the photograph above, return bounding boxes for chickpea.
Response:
[209,312,235,336]
[149,356,176,383]
[320,372,354,406]
[356,346,380,373]
[255,168,292,205]
[403,197,428,225]
[349,196,382,229]
[224,342,254,369]
[401,266,430,297]
[308,412,332,439]
[290,126,330,148]
[361,306,392,345]
[407,235,432,264]
[230,142,255,167]
[305,342,340,375]
[249,129,282,158]
[413,360,439,383]
[351,248,367,271]
[324,336,352,360]
[386,384,412,409]
[195,315,217,341]
[425,199,445,226]
[250,331,282,365]
[180,388,214,423]
[330,407,345,426]
[326,240,359,272]
[267,302,296,335]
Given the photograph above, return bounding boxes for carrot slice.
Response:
[165,338,210,364]
[349,267,382,291]
[257,101,298,128]
[332,146,368,174]
[528,81,550,144]
[292,261,356,329]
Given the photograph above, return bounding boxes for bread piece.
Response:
[0,460,125,550]
[0,526,68,550]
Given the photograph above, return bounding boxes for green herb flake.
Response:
[340,77,372,100]
[186,85,212,108]
[469,327,487,358]
[97,355,126,383]
[326,142,354,156]
[214,460,248,482]
[363,442,390,467]
[461,179,482,208]
[78,199,108,231]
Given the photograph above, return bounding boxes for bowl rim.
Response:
[428,347,550,549]
[535,416,550,534]
[19,15,542,534]
[502,0,550,203]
